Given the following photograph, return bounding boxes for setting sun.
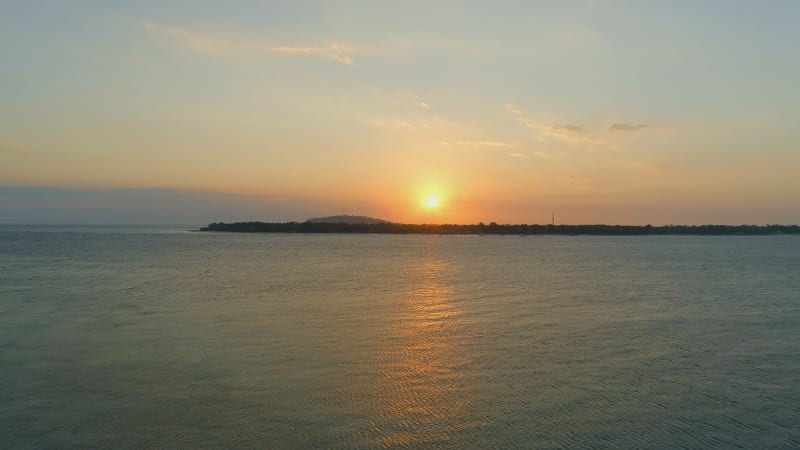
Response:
[424,196,440,209]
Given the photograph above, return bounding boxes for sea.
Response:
[1,225,799,449]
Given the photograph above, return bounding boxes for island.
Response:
[199,220,800,235]
[306,215,389,225]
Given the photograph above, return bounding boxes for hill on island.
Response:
[306,214,389,224]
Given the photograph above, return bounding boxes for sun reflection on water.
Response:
[367,257,483,447]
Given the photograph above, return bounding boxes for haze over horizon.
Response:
[2,1,799,224]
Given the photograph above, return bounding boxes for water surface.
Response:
[1,227,799,448]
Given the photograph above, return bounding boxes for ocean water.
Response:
[1,226,799,449]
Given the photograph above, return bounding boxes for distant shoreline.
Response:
[200,222,800,236]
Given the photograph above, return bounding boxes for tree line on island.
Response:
[200,220,800,235]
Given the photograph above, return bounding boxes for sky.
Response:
[1,0,799,224]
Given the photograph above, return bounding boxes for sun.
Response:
[424,195,440,209]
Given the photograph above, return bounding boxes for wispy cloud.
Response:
[506,104,595,145]
[270,43,354,65]
[360,87,457,134]
[369,87,432,110]
[140,21,355,65]
[508,152,527,158]
[442,140,516,149]
[533,151,553,159]
[553,124,585,134]
[0,145,24,155]
[507,105,653,149]
[369,116,453,131]
[609,123,647,132]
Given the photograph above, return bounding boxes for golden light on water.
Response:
[368,256,482,447]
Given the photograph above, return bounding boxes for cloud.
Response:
[444,140,516,149]
[609,123,647,132]
[140,21,230,55]
[371,118,416,129]
[140,21,355,65]
[270,43,354,65]
[553,124,584,134]
[533,151,553,159]
[369,87,432,110]
[0,146,24,155]
[506,104,595,145]
[508,152,527,158]
[362,87,454,133]
[369,116,453,131]
[506,105,651,149]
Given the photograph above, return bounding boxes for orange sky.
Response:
[2,2,799,224]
